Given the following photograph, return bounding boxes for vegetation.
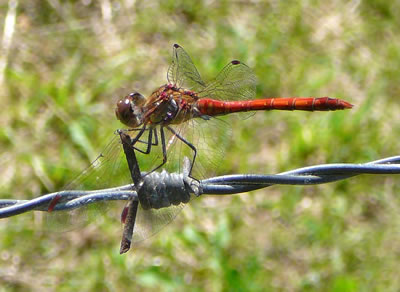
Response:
[1,1,400,291]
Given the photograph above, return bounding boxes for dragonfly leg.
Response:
[166,126,197,178]
[130,126,147,144]
[140,127,168,177]
[124,126,165,178]
[132,126,197,178]
[151,128,159,146]
[131,127,155,155]
[127,127,158,146]
[126,128,149,145]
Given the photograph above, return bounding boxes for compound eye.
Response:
[122,98,133,111]
[115,98,133,123]
[129,92,145,105]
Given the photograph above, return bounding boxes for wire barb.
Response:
[1,155,400,219]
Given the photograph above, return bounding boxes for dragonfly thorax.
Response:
[141,85,199,126]
[115,92,146,128]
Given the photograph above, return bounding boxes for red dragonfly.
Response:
[47,44,352,250]
[115,44,353,176]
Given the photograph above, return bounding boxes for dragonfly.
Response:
[115,43,353,177]
[48,44,353,252]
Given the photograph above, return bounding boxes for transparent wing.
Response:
[167,45,257,101]
[132,203,186,243]
[199,60,257,101]
[46,130,190,246]
[64,134,131,191]
[134,117,231,181]
[126,116,231,243]
[167,44,207,92]
[168,117,232,179]
[45,133,132,231]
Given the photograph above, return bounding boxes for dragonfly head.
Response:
[115,92,146,128]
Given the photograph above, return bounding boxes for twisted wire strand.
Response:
[1,155,399,219]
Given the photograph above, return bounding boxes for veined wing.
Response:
[45,133,133,231]
[167,44,207,92]
[199,60,257,101]
[167,44,257,101]
[46,128,193,247]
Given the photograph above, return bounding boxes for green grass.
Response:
[1,1,400,291]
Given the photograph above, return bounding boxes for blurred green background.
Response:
[1,0,400,291]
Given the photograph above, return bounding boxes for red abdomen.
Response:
[197,97,353,116]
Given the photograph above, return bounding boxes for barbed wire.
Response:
[1,155,400,219]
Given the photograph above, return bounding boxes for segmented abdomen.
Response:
[197,97,353,116]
